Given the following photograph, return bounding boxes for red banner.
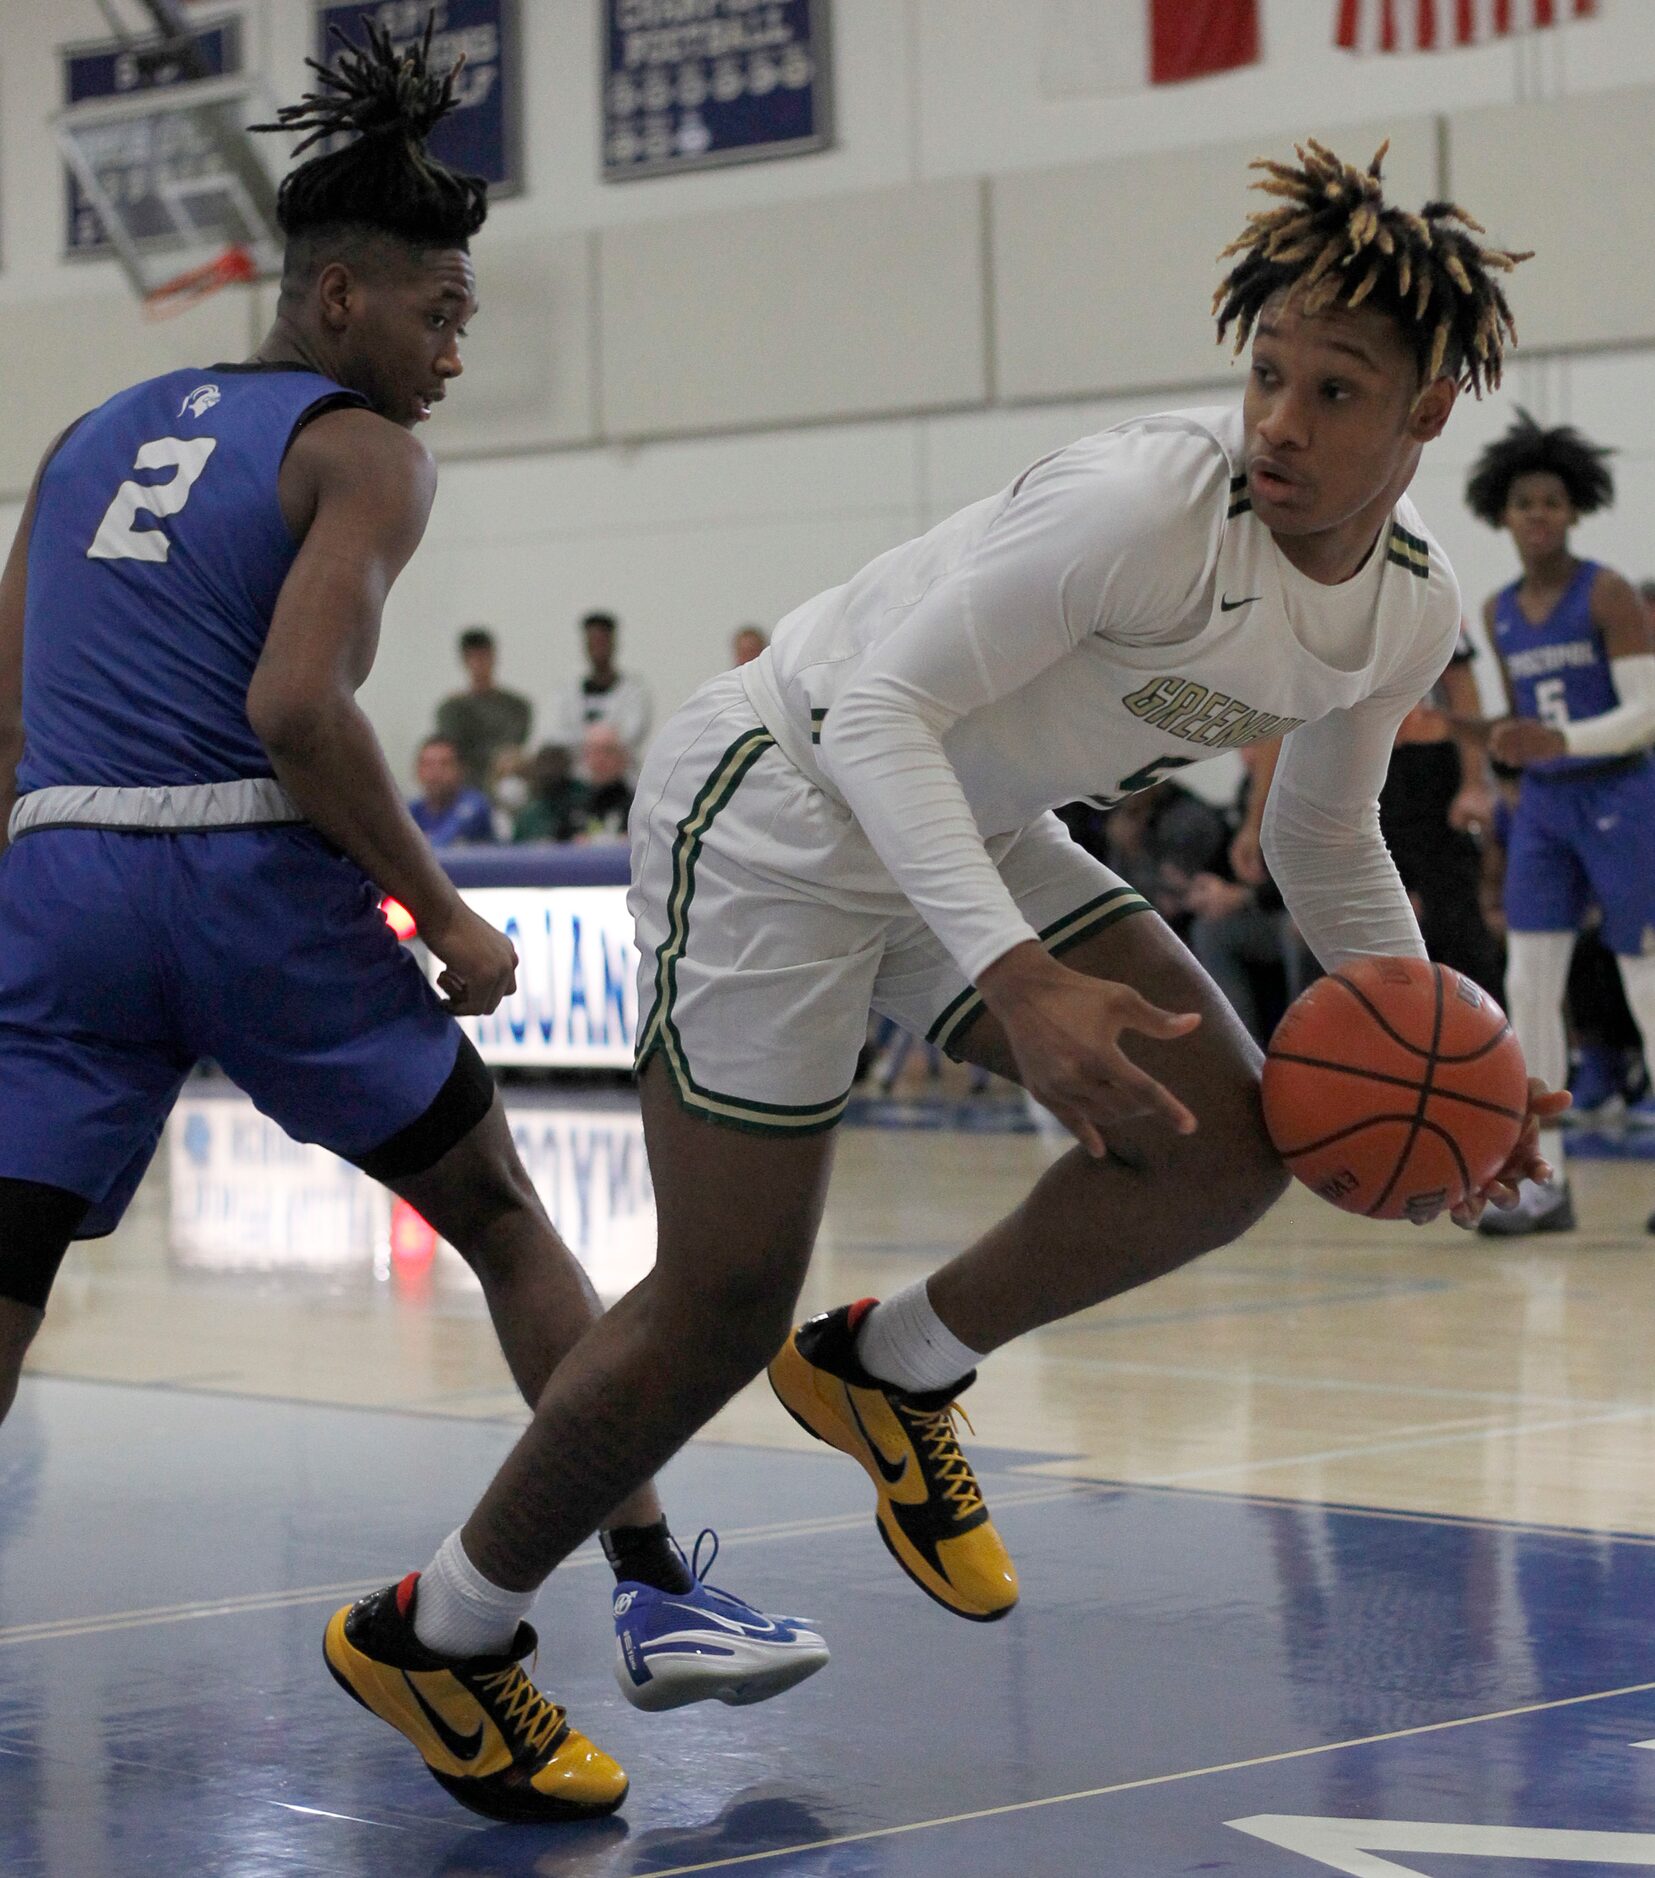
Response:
[1152,0,1260,83]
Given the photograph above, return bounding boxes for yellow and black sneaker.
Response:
[323,1574,628,1823]
[768,1300,1018,1622]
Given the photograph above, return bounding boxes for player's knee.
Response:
[444,1157,546,1273]
[656,1262,804,1377]
[1204,1067,1289,1223]
[1138,1067,1287,1242]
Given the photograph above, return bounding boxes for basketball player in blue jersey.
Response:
[1463,413,1655,1237]
[0,22,824,1825]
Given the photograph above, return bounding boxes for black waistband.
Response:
[1527,751,1651,784]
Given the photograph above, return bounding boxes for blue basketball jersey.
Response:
[1492,559,1620,778]
[18,362,366,792]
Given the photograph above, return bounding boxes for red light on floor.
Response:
[381,896,417,941]
[389,1198,437,1271]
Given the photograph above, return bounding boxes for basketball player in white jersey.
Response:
[327,142,1566,1758]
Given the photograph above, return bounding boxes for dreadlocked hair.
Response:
[252,12,487,256]
[1213,139,1530,396]
[1464,409,1615,525]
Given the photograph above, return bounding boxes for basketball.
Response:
[1261,957,1529,1222]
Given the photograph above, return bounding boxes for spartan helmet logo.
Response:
[180,383,221,420]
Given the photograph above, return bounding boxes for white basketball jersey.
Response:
[745,405,1457,835]
[740,404,1460,979]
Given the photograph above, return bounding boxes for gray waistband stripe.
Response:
[9,779,303,839]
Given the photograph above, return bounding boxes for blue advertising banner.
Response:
[602,0,833,181]
[315,0,520,197]
[62,17,242,256]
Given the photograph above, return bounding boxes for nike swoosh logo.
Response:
[402,1672,486,1764]
[1220,594,1260,612]
[844,1385,909,1487]
[659,1602,782,1638]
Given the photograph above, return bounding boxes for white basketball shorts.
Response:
[629,670,1151,1134]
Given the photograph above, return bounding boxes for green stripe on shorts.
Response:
[925,885,1154,1054]
[635,728,853,1135]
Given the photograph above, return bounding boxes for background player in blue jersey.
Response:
[0,21,824,1825]
[1464,412,1655,1236]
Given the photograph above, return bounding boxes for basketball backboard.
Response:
[54,2,281,311]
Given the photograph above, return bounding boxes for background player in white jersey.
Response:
[1460,414,1655,1237]
[0,21,823,1828]
[333,140,1562,1704]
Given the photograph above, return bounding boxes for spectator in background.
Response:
[551,611,653,772]
[513,744,588,844]
[435,626,532,789]
[576,724,634,841]
[1100,779,1229,928]
[409,735,494,846]
[485,745,531,842]
[1181,747,1313,1046]
[731,624,769,667]
[1380,626,1504,994]
[1233,628,1504,999]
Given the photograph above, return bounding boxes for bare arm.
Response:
[0,441,65,858]
[249,409,514,1014]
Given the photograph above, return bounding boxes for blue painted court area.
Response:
[6,1381,1655,1876]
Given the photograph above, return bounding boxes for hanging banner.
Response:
[602,0,833,181]
[315,0,521,197]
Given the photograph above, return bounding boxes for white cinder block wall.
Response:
[2,0,1654,791]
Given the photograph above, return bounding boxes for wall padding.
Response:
[599,179,989,438]
[991,117,1440,403]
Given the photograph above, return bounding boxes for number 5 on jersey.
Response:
[87,436,217,564]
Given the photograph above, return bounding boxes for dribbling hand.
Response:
[1447,1076,1572,1229]
[422,899,519,1016]
[979,944,1201,1158]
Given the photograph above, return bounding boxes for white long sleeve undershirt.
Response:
[804,419,1456,984]
[1262,693,1431,972]
[1560,652,1655,757]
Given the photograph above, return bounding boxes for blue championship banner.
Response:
[602,0,833,181]
[315,0,521,197]
[62,16,242,256]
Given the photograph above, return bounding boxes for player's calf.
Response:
[0,1177,87,1423]
[0,1302,42,1426]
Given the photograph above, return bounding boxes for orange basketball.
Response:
[1261,957,1529,1221]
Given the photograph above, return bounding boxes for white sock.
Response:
[856,1279,985,1393]
[1504,932,1574,1186]
[1616,952,1655,1092]
[412,1528,536,1659]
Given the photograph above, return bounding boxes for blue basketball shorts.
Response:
[1503,758,1655,955]
[0,826,462,1238]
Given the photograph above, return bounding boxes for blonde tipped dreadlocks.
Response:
[1213,140,1530,396]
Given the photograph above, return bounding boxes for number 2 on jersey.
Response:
[87,436,217,565]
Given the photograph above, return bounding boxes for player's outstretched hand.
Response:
[978,942,1200,1157]
[423,899,519,1016]
[1448,1076,1572,1229]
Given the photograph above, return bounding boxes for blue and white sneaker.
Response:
[612,1530,829,1713]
